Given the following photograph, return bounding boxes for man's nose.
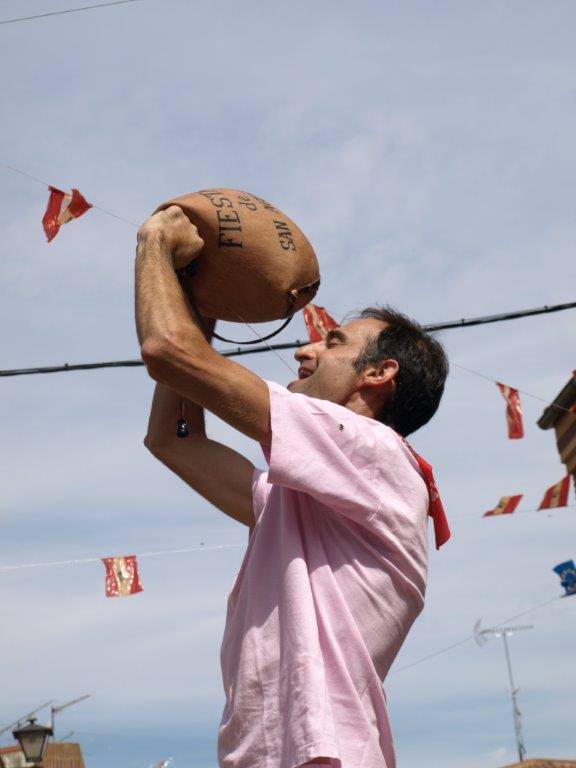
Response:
[294,341,319,363]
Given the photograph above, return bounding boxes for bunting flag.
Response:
[553,560,576,597]
[303,304,338,342]
[496,382,524,439]
[102,555,143,597]
[483,494,523,517]
[538,476,571,510]
[403,442,450,549]
[42,186,92,242]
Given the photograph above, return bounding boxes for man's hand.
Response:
[135,201,271,446]
[138,205,204,271]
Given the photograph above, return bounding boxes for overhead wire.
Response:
[390,594,562,676]
[2,302,575,421]
[0,542,565,678]
[1,159,575,419]
[0,0,145,27]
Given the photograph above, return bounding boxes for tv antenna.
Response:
[474,620,533,763]
[0,701,53,740]
[51,695,90,734]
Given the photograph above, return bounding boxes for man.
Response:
[135,206,450,768]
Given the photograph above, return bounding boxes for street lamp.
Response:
[12,718,53,764]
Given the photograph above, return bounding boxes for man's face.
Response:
[288,317,387,405]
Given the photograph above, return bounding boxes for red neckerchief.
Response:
[402,438,451,550]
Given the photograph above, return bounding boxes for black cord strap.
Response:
[176,262,295,345]
[209,314,294,345]
[176,259,294,346]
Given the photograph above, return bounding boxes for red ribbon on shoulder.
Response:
[403,441,450,549]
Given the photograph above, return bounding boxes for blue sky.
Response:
[1,1,575,766]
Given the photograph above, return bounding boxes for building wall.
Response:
[44,743,85,768]
[0,743,84,768]
[554,409,576,476]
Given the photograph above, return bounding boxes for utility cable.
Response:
[2,303,574,379]
[2,158,575,415]
[424,302,576,331]
[0,0,144,26]
[2,300,575,423]
[390,594,561,676]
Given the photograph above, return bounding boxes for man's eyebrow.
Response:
[325,329,347,343]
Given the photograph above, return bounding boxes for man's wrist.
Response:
[137,225,172,256]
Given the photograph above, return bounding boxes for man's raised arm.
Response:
[144,382,256,529]
[135,205,271,446]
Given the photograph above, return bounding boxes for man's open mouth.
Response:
[298,367,313,380]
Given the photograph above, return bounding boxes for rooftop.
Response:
[538,371,576,429]
[503,761,576,768]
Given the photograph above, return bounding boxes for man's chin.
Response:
[287,378,310,393]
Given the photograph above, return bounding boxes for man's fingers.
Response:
[161,205,190,226]
[139,206,204,266]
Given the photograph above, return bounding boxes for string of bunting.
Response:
[482,476,573,519]
[4,539,573,679]
[0,313,572,595]
[0,543,246,598]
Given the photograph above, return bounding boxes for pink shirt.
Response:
[218,381,430,768]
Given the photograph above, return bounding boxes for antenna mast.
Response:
[474,620,533,763]
[0,701,53,740]
[51,695,91,733]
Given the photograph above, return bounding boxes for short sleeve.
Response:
[251,468,271,525]
[263,380,393,526]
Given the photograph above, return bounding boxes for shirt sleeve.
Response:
[251,468,271,525]
[264,379,419,528]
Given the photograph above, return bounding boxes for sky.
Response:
[1,1,575,766]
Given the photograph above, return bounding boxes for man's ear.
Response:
[362,358,399,387]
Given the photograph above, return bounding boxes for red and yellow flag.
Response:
[483,494,523,517]
[303,304,338,342]
[102,555,143,597]
[538,476,571,510]
[402,441,450,549]
[42,186,92,242]
[496,382,524,439]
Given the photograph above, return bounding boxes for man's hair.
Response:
[352,306,448,437]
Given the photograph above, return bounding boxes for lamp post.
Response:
[12,718,53,764]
